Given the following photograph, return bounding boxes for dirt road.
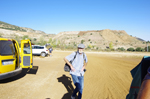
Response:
[0,51,147,99]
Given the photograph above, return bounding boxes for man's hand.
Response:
[71,66,75,72]
[81,66,85,72]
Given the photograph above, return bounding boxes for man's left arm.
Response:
[81,54,88,72]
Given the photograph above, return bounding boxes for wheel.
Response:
[41,52,46,57]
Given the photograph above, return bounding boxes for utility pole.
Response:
[147,43,148,52]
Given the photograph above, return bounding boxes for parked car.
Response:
[0,38,33,80]
[32,45,48,57]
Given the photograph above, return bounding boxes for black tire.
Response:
[40,52,46,57]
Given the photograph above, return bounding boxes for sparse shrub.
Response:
[116,40,118,42]
[88,39,91,41]
[78,35,80,37]
[90,42,92,43]
[96,47,99,50]
[73,42,77,46]
[81,40,85,44]
[127,47,135,51]
[90,33,92,35]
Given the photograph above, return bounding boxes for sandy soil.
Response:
[0,51,149,99]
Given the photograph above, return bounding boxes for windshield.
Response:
[0,40,15,55]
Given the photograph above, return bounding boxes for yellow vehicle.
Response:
[0,38,33,80]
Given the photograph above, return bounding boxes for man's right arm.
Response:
[64,58,75,72]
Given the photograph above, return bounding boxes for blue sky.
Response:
[0,0,150,41]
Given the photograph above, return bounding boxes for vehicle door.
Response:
[20,40,33,68]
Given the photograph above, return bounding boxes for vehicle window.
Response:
[24,43,31,54]
[0,41,15,55]
[40,47,44,49]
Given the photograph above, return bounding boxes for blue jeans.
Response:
[71,74,84,99]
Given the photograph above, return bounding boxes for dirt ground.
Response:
[0,51,150,99]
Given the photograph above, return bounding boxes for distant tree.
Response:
[127,47,135,51]
[22,35,29,40]
[145,46,150,52]
[33,38,37,41]
[146,41,150,43]
[87,44,92,49]
[96,47,99,50]
[136,47,142,52]
[81,40,85,44]
[117,47,125,51]
[109,42,113,50]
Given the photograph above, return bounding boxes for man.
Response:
[64,44,88,99]
[48,47,53,57]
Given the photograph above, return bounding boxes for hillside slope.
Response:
[54,29,144,49]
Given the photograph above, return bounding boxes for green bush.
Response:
[33,38,37,41]
[90,33,92,35]
[136,47,143,52]
[117,47,125,51]
[127,47,135,51]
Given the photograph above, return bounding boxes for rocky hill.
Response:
[0,21,146,49]
[0,21,45,34]
[0,21,55,42]
[54,29,145,49]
